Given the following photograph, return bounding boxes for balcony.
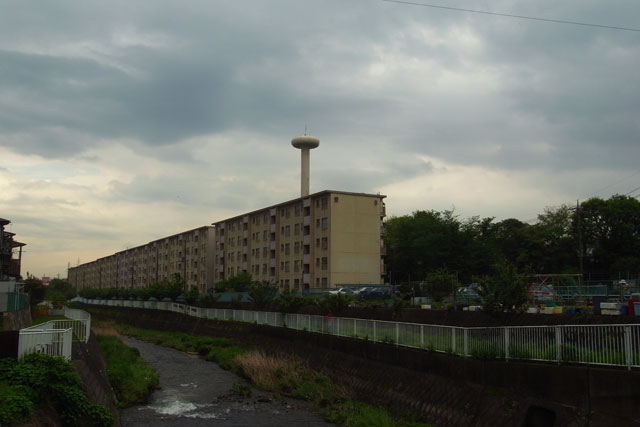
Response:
[303,235,310,245]
[380,246,387,256]
[269,259,276,268]
[270,224,276,233]
[242,247,247,254]
[303,254,310,264]
[242,262,247,271]
[243,215,249,223]
[270,241,276,250]
[303,216,310,226]
[303,274,310,284]
[303,198,310,207]
[243,230,248,239]
[270,208,276,216]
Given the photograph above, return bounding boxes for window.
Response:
[294,260,299,272]
[321,237,328,250]
[294,205,301,216]
[294,242,300,254]
[321,197,328,209]
[281,226,285,235]
[316,238,320,248]
[280,262,284,271]
[334,197,339,203]
[280,244,284,253]
[285,243,290,255]
[294,279,300,288]
[316,258,320,267]
[263,247,268,257]
[294,223,300,236]
[285,279,290,287]
[263,230,268,240]
[262,264,267,274]
[321,257,328,270]
[284,261,290,272]
[285,225,290,237]
[316,219,320,228]
[285,208,291,218]
[321,277,328,286]
[321,217,328,230]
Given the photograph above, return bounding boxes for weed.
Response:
[325,400,433,427]
[96,335,159,407]
[230,383,252,397]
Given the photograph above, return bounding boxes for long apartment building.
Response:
[69,190,386,292]
[69,226,215,292]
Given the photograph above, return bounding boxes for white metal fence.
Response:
[81,298,640,370]
[19,323,73,360]
[64,306,91,343]
[18,308,92,360]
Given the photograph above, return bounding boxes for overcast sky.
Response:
[1,0,639,279]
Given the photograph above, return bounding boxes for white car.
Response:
[327,288,355,295]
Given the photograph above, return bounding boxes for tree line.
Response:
[384,194,640,285]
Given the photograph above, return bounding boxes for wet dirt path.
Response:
[120,337,334,427]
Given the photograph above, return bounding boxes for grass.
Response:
[325,401,433,427]
[106,322,245,370]
[95,335,159,408]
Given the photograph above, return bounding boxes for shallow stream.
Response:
[120,338,334,426]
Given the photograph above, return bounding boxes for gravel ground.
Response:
[120,337,335,427]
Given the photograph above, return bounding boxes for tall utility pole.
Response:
[576,200,584,286]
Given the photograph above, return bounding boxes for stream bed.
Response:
[120,338,335,426]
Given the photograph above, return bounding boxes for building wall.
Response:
[70,190,386,292]
[69,226,215,292]
[213,190,385,291]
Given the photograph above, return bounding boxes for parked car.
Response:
[327,288,354,295]
[358,287,391,300]
[352,287,373,296]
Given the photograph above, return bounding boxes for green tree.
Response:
[215,272,253,292]
[247,282,277,310]
[424,269,460,302]
[23,276,45,306]
[577,195,640,278]
[478,262,531,314]
[274,290,310,313]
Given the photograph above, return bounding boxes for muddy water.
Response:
[120,338,334,427]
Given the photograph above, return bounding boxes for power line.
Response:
[381,0,640,33]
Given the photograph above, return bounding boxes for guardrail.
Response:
[80,298,640,370]
[19,323,73,360]
[18,308,92,360]
[64,306,91,343]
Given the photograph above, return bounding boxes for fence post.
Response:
[395,323,399,346]
[464,329,469,356]
[373,321,377,343]
[504,327,510,361]
[420,325,424,348]
[452,328,456,354]
[354,318,357,338]
[337,318,341,337]
[555,326,562,364]
[625,326,632,370]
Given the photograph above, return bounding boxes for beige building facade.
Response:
[69,190,386,292]
[213,190,386,291]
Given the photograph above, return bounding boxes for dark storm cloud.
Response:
[0,0,638,175]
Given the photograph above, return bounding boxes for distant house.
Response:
[0,218,25,281]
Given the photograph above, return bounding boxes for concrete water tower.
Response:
[291,134,320,197]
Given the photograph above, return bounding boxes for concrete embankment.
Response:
[85,306,640,427]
